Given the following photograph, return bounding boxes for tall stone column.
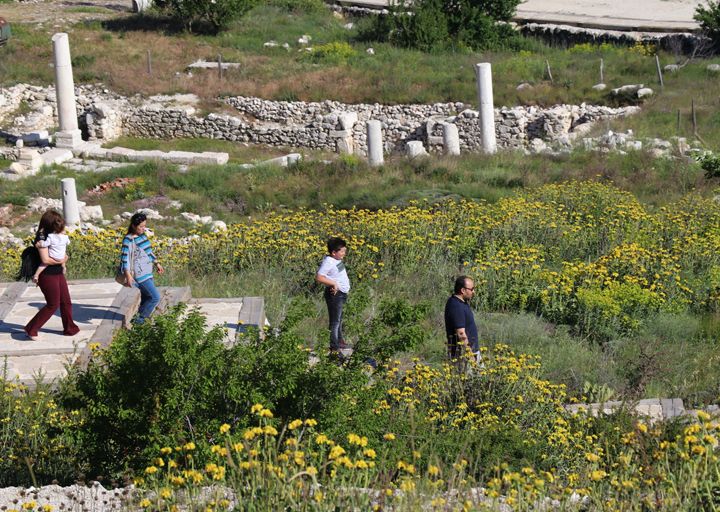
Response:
[443,123,461,155]
[52,33,82,149]
[61,178,81,226]
[475,62,497,154]
[366,120,384,167]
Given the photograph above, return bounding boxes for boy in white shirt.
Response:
[33,231,69,284]
[315,237,351,353]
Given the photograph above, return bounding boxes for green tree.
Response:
[695,1,720,49]
[159,0,258,32]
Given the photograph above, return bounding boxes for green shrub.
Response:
[306,41,357,64]
[0,371,85,486]
[158,0,257,32]
[265,0,325,13]
[366,0,522,51]
[698,151,720,178]
[58,297,430,476]
[695,1,720,50]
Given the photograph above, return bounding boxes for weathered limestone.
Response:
[132,0,152,12]
[406,140,428,159]
[61,177,80,226]
[475,63,497,154]
[443,123,461,156]
[366,120,384,167]
[51,34,82,149]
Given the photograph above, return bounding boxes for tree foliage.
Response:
[695,1,720,50]
[370,0,523,51]
[156,0,257,32]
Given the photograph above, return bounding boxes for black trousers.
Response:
[324,288,348,350]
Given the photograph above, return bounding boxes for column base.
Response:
[54,129,83,149]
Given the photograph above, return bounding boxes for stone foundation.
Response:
[1,84,640,156]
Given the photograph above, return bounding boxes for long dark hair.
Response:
[126,212,147,235]
[36,209,65,241]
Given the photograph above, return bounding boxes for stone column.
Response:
[475,62,497,154]
[61,178,80,226]
[366,120,384,167]
[132,0,153,12]
[443,123,461,155]
[52,33,82,149]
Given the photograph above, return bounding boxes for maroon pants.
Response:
[25,273,80,336]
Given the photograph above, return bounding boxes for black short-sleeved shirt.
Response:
[444,295,478,352]
[35,231,63,275]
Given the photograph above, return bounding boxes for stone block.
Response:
[338,112,358,131]
[406,141,427,159]
[167,151,196,165]
[54,129,83,149]
[107,147,137,161]
[330,130,352,138]
[128,150,166,162]
[337,136,354,155]
[80,205,104,222]
[193,152,230,165]
[39,148,73,166]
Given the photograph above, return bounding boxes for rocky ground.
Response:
[1,0,129,26]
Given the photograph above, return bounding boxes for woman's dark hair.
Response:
[127,212,147,235]
[36,209,65,240]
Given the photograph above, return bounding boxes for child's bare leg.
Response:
[33,265,47,284]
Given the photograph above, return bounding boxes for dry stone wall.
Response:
[1,84,639,155]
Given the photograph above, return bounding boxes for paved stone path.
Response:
[0,280,265,386]
[343,0,702,32]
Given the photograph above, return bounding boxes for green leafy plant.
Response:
[158,0,258,32]
[695,1,720,49]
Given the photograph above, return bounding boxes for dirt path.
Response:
[1,0,130,25]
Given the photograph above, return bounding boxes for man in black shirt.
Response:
[444,275,479,361]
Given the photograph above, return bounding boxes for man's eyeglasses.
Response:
[463,286,475,291]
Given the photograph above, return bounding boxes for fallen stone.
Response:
[591,83,607,91]
[637,87,654,99]
[516,82,533,91]
[406,141,428,159]
[664,64,679,73]
[80,205,103,222]
[707,64,720,72]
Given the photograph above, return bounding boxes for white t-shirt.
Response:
[317,255,351,293]
[38,233,70,261]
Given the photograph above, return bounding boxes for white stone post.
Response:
[443,123,461,155]
[366,120,384,167]
[52,33,82,149]
[133,0,153,12]
[475,62,497,154]
[61,178,80,226]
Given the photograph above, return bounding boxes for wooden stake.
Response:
[692,99,697,134]
[545,59,553,83]
[655,55,664,87]
[600,58,604,83]
[218,54,223,80]
[677,109,681,135]
[146,50,152,75]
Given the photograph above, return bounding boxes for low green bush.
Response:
[0,370,85,486]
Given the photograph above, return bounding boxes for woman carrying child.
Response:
[24,209,80,340]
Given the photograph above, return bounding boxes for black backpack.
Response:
[17,246,40,282]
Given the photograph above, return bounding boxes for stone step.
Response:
[0,280,265,386]
[187,296,266,344]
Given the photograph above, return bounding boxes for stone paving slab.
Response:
[0,280,264,385]
[5,353,75,384]
[188,298,244,344]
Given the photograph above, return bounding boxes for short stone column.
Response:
[61,178,80,226]
[52,33,82,149]
[443,123,461,156]
[475,62,497,154]
[366,120,384,167]
[132,0,153,12]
